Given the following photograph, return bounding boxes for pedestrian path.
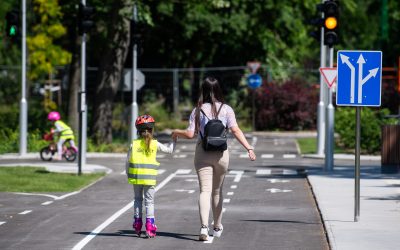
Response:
[308,166,400,250]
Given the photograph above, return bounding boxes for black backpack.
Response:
[199,104,228,152]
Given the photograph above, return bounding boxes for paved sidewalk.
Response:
[308,165,400,250]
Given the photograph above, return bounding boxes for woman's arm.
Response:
[230,126,256,161]
[171,129,195,140]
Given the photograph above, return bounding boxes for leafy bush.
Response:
[255,77,319,130]
[335,107,395,154]
[0,129,48,154]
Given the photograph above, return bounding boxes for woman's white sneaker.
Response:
[199,226,209,241]
[213,225,223,237]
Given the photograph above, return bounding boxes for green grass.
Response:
[296,137,347,154]
[0,167,105,193]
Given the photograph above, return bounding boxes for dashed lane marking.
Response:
[283,154,296,159]
[19,210,32,215]
[266,188,292,193]
[229,170,244,182]
[0,221,5,226]
[41,201,53,206]
[256,169,272,175]
[176,169,192,174]
[156,154,165,158]
[268,179,290,183]
[283,169,298,175]
[227,192,234,196]
[230,185,237,189]
[223,199,231,203]
[261,154,274,159]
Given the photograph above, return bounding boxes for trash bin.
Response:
[381,125,400,173]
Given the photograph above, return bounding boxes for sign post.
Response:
[247,71,262,132]
[337,50,382,222]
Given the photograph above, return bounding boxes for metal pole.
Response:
[317,0,327,155]
[130,4,138,142]
[78,0,87,175]
[173,69,179,116]
[354,106,361,222]
[252,90,256,131]
[19,0,27,156]
[324,47,334,171]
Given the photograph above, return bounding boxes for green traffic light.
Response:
[9,25,17,36]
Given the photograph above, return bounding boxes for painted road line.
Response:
[185,179,198,182]
[175,149,181,153]
[227,192,234,196]
[239,154,248,158]
[0,221,6,226]
[72,171,177,250]
[283,169,298,175]
[223,199,231,203]
[19,210,32,215]
[156,154,165,158]
[256,169,272,175]
[158,169,166,175]
[268,179,290,183]
[180,145,187,149]
[41,201,53,206]
[261,154,274,159]
[173,154,187,159]
[283,154,296,159]
[175,189,195,194]
[230,185,237,189]
[266,188,292,193]
[229,170,244,182]
[176,169,191,174]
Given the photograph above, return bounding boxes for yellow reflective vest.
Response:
[55,120,74,140]
[127,139,160,186]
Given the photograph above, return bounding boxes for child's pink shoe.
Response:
[145,218,157,238]
[133,218,142,236]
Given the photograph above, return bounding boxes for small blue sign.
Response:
[247,74,262,89]
[336,50,382,107]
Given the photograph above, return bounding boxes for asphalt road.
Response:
[0,135,331,250]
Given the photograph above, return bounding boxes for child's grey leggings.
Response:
[194,141,229,229]
[133,185,155,219]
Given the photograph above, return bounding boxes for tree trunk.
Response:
[67,44,80,133]
[92,9,130,144]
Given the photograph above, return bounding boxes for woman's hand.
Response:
[171,129,195,140]
[248,149,256,161]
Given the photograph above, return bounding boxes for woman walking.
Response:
[172,76,256,241]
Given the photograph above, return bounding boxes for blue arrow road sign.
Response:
[336,50,382,107]
[247,73,262,89]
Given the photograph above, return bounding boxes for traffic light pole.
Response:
[78,0,88,175]
[325,47,335,171]
[130,4,139,142]
[19,0,27,156]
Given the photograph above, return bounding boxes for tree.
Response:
[27,0,71,112]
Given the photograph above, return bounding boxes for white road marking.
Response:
[274,139,278,145]
[261,154,274,159]
[283,154,296,159]
[41,201,53,206]
[176,169,191,174]
[175,149,181,153]
[175,189,195,194]
[239,154,248,158]
[19,210,32,215]
[230,185,237,189]
[173,154,187,159]
[229,170,244,182]
[180,145,187,149]
[227,192,234,196]
[266,188,292,193]
[256,169,272,175]
[268,179,290,183]
[158,169,166,175]
[156,154,165,158]
[72,171,177,250]
[185,179,198,183]
[223,199,230,203]
[0,221,6,226]
[283,169,297,175]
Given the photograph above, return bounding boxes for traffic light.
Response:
[5,10,20,41]
[130,20,143,44]
[308,3,324,42]
[323,0,339,47]
[78,3,95,35]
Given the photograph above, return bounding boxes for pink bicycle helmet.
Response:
[47,111,61,121]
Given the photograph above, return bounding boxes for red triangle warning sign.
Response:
[319,67,337,88]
